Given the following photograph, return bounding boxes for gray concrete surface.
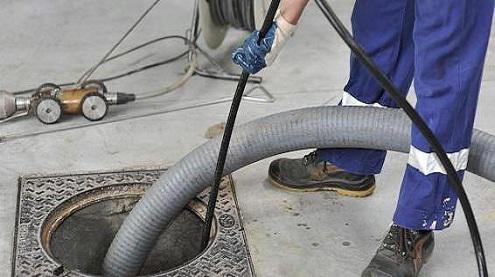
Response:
[1,0,495,276]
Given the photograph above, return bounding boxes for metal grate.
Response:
[12,169,254,277]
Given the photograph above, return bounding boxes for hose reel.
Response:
[199,0,270,49]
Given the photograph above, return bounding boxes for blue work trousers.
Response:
[318,0,494,230]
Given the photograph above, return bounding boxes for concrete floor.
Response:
[1,1,495,276]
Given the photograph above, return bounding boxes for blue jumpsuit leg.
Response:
[317,0,415,175]
[393,0,494,230]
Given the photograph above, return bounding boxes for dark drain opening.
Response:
[41,184,215,276]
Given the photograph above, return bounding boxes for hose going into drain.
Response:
[104,0,490,276]
[102,106,495,276]
[104,1,281,276]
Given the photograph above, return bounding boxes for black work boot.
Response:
[268,151,375,197]
[362,224,435,277]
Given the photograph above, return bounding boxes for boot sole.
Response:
[268,176,376,198]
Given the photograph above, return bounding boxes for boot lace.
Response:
[302,151,318,166]
[381,225,419,261]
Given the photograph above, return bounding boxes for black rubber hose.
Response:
[313,0,487,276]
[200,0,282,250]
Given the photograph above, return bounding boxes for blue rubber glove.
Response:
[232,23,277,74]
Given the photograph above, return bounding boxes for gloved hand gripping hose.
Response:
[313,0,487,276]
[200,0,282,250]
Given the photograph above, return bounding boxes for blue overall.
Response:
[317,0,494,230]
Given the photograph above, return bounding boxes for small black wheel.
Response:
[36,83,61,97]
[81,80,107,94]
[81,92,108,121]
[35,96,62,124]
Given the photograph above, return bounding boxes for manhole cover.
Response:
[12,169,254,276]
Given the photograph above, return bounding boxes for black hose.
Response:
[200,0,282,250]
[313,0,487,276]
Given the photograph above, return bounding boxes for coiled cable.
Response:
[209,0,256,31]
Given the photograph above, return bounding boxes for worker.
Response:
[232,0,494,276]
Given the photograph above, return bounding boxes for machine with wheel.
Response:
[0,0,272,125]
[0,81,135,124]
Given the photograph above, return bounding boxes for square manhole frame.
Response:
[12,169,254,277]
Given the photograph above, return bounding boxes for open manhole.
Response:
[42,184,213,275]
[13,169,254,276]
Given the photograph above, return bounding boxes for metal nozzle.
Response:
[105,93,136,105]
[15,97,31,111]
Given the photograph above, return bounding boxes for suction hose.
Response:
[104,0,489,275]
[102,106,495,276]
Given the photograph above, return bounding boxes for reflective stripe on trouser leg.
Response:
[317,0,415,175]
[393,0,494,230]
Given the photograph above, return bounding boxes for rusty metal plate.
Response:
[12,169,254,277]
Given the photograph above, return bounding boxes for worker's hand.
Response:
[232,24,276,74]
[232,12,297,74]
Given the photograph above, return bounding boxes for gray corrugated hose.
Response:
[103,106,495,276]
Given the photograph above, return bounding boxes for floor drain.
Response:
[12,169,254,276]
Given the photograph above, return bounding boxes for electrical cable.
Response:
[313,0,487,275]
[11,35,192,96]
[76,0,163,85]
[101,35,189,64]
[94,34,198,100]
[77,35,190,83]
[136,50,198,100]
[98,50,189,83]
[200,0,281,250]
